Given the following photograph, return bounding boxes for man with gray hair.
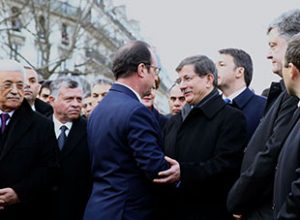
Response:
[48,77,92,220]
[161,55,246,219]
[90,78,113,110]
[227,9,300,220]
[0,59,58,220]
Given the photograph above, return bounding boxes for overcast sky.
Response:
[113,0,298,94]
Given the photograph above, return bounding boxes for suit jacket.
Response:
[273,107,300,219]
[231,88,266,143]
[227,90,299,219]
[34,98,53,117]
[151,107,168,130]
[51,116,92,220]
[163,89,246,220]
[0,100,58,220]
[84,83,169,220]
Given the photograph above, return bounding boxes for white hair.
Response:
[0,59,26,77]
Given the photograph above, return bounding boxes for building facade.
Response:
[0,0,172,113]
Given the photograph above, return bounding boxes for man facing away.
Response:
[84,40,180,220]
[0,60,58,220]
[216,48,266,143]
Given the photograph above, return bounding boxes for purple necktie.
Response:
[1,113,10,134]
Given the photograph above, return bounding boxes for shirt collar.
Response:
[0,110,15,118]
[52,115,73,137]
[115,82,142,102]
[222,86,247,100]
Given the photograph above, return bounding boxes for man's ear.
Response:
[48,95,55,106]
[290,63,300,80]
[235,67,244,79]
[137,63,146,78]
[206,73,214,88]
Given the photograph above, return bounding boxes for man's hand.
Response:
[0,188,20,210]
[233,214,243,220]
[153,156,180,184]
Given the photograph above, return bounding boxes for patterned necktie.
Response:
[57,125,68,150]
[1,113,10,134]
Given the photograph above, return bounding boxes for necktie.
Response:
[1,113,10,134]
[57,125,68,150]
[223,98,232,104]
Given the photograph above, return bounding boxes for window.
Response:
[37,15,46,39]
[11,7,21,31]
[61,23,69,45]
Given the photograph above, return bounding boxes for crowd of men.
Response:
[0,8,300,220]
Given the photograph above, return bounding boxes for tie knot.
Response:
[223,98,232,104]
[60,125,68,132]
[1,113,10,122]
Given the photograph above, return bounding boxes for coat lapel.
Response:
[0,101,33,161]
[60,118,86,159]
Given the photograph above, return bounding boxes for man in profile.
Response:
[227,9,300,220]
[216,48,266,143]
[84,41,180,220]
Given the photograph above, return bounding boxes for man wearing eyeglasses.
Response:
[161,55,246,219]
[84,41,180,220]
[0,59,58,220]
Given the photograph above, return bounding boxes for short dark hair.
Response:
[39,80,52,95]
[285,33,300,70]
[176,55,218,87]
[219,48,253,86]
[267,9,300,40]
[112,41,152,80]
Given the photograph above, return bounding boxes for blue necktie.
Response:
[1,113,10,134]
[57,125,68,150]
[223,98,232,104]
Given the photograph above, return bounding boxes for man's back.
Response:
[85,83,168,220]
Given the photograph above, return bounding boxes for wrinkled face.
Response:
[267,28,288,77]
[178,64,213,105]
[24,68,40,104]
[52,87,83,123]
[216,54,237,89]
[39,87,51,103]
[0,71,24,112]
[82,96,93,118]
[91,83,111,107]
[142,86,156,109]
[169,85,186,115]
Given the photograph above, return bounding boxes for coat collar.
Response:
[59,117,86,159]
[232,87,255,109]
[0,100,34,160]
[111,83,140,102]
[189,89,226,119]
